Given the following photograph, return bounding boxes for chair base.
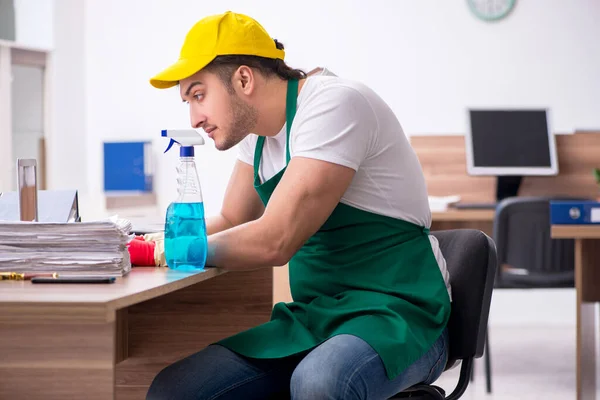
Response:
[392,358,474,400]
[390,384,445,399]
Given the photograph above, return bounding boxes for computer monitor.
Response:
[465,109,559,201]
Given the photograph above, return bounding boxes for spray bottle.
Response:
[162,129,207,271]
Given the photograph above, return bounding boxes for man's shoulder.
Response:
[301,77,377,117]
[303,76,383,118]
[305,74,367,94]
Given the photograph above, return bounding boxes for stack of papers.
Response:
[428,195,461,212]
[0,217,132,277]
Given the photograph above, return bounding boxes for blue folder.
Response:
[103,141,153,192]
[550,200,600,224]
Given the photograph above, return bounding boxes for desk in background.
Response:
[412,131,600,204]
[552,225,600,400]
[421,131,600,252]
[0,267,273,400]
[418,132,600,399]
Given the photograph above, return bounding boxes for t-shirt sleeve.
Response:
[290,84,375,171]
[237,134,257,166]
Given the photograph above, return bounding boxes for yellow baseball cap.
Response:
[150,11,285,89]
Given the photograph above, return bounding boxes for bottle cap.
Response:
[180,146,194,157]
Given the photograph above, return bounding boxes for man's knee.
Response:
[146,345,228,400]
[290,360,352,400]
[289,335,382,399]
[146,361,183,400]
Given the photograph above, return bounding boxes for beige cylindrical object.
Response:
[17,159,38,222]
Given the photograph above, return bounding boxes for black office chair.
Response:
[480,196,587,393]
[391,229,498,399]
[493,196,584,288]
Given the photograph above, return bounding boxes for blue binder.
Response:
[103,142,153,192]
[550,200,600,224]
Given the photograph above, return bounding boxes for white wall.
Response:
[75,0,600,221]
[13,0,53,49]
[11,64,44,189]
[48,0,87,198]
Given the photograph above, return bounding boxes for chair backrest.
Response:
[493,196,585,286]
[431,229,497,367]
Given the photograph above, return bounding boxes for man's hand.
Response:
[127,236,156,266]
[126,232,166,267]
[206,156,355,270]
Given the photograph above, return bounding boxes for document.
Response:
[0,216,132,277]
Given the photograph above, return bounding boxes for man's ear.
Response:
[233,66,255,95]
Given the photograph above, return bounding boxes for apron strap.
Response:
[285,79,299,163]
[253,136,265,181]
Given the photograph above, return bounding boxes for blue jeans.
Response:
[147,329,449,400]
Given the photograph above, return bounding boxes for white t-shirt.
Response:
[238,69,451,298]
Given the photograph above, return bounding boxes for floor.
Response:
[433,326,580,400]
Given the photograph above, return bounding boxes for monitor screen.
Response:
[466,109,558,176]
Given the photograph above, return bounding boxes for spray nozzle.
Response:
[162,130,205,155]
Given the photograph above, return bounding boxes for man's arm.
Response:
[206,157,355,270]
[206,67,326,235]
[206,160,265,235]
[206,83,372,270]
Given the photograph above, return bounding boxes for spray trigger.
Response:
[164,138,180,153]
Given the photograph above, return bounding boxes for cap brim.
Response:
[149,56,215,89]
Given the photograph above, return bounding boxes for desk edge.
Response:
[551,225,600,239]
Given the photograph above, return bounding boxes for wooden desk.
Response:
[0,267,273,400]
[552,225,600,400]
[432,209,495,222]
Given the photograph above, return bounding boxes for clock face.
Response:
[467,0,516,21]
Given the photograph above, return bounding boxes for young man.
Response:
[146,11,451,400]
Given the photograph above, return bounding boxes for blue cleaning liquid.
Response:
[164,202,207,271]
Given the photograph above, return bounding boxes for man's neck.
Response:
[254,77,305,137]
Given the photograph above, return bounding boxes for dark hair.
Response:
[204,39,306,92]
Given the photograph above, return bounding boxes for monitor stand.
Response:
[452,176,523,210]
[496,176,522,202]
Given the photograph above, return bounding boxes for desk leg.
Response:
[576,239,599,400]
[115,267,273,399]
[0,304,115,400]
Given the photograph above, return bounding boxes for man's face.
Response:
[180,69,258,151]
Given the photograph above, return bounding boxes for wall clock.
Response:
[467,0,516,22]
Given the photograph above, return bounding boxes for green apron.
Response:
[217,79,451,380]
